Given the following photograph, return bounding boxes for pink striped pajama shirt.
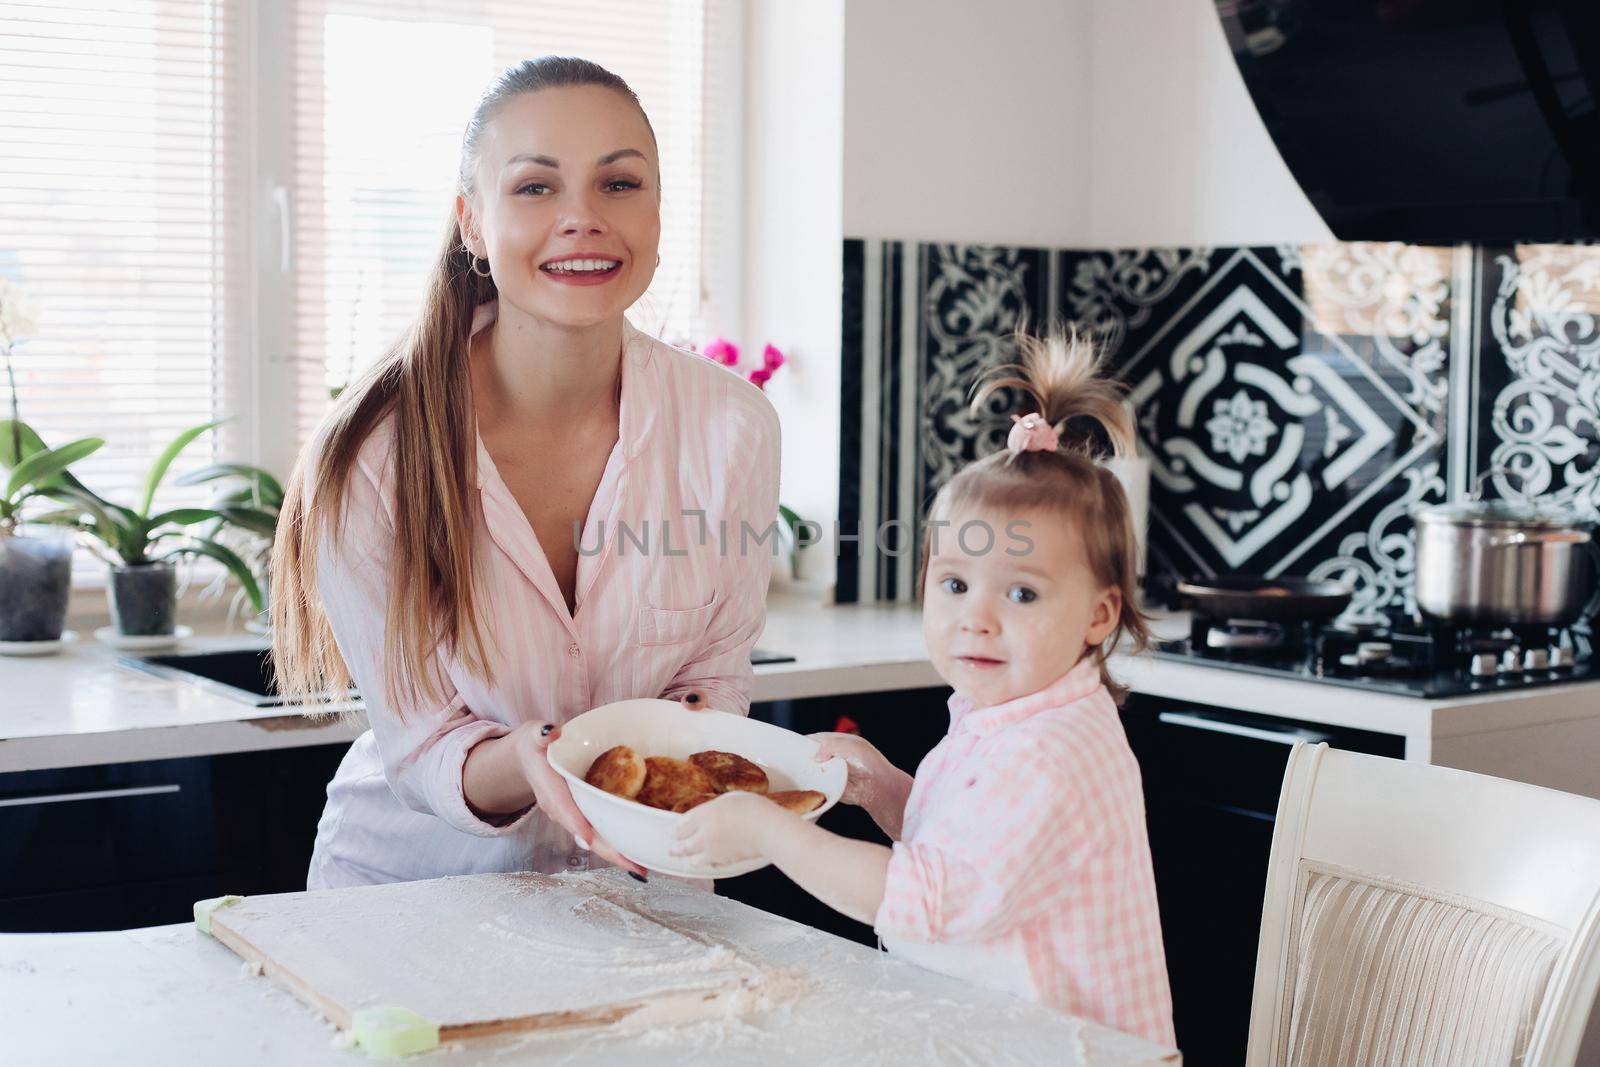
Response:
[305,300,781,889]
[875,657,1176,1047]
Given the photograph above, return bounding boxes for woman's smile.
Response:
[539,253,624,286]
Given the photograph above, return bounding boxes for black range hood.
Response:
[1216,0,1600,243]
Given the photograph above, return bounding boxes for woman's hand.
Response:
[511,722,648,877]
[670,791,788,867]
[809,732,895,808]
[667,687,711,711]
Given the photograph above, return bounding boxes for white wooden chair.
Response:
[1246,742,1600,1066]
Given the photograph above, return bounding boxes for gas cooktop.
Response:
[1151,614,1598,699]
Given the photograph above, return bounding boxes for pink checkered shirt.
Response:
[874,657,1176,1048]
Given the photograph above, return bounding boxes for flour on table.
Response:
[210,872,770,1033]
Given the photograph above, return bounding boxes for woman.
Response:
[271,57,781,889]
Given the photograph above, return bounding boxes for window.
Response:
[0,0,246,578]
[0,0,737,582]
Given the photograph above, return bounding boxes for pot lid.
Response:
[1413,499,1596,529]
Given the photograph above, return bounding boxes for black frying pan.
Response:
[1177,576,1354,622]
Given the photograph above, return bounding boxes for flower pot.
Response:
[107,562,177,637]
[0,530,73,642]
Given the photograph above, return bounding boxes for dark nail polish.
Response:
[540,724,555,736]
[628,871,648,883]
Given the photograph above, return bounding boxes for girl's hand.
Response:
[809,732,895,808]
[670,791,787,867]
[512,722,647,877]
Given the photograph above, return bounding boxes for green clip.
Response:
[192,894,244,936]
[352,1006,441,1059]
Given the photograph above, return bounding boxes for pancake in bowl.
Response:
[765,789,826,815]
[689,750,769,795]
[636,757,717,812]
[583,745,647,799]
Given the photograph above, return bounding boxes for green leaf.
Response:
[146,506,224,530]
[173,462,284,506]
[29,506,92,526]
[0,421,93,494]
[156,538,263,615]
[139,418,229,518]
[0,419,47,467]
[40,485,119,535]
[213,505,278,538]
[5,437,104,502]
[213,486,256,506]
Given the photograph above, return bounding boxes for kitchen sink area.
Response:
[120,646,798,707]
[120,648,329,708]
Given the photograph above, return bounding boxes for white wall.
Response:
[740,0,845,581]
[842,0,1092,246]
[744,0,1332,593]
[1085,0,1331,247]
[840,0,1331,249]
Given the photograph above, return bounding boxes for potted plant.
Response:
[0,422,103,648]
[44,419,263,639]
[175,461,282,631]
[0,279,108,651]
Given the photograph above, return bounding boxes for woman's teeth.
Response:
[542,259,621,274]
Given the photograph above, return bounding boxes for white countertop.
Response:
[4,584,1600,774]
[0,870,1179,1067]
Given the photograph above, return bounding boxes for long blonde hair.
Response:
[920,322,1150,703]
[271,57,657,714]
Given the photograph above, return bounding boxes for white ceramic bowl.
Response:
[548,698,847,878]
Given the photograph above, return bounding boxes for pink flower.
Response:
[703,337,739,367]
[747,368,772,390]
[761,343,785,371]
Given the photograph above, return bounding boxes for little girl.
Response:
[671,325,1175,1048]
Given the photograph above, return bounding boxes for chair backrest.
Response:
[1247,742,1600,1067]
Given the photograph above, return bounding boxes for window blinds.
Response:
[0,0,245,577]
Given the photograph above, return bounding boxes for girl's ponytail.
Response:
[968,320,1134,462]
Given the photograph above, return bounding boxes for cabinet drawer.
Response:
[0,759,218,901]
[1121,696,1404,819]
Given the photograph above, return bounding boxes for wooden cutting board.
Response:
[206,872,763,1044]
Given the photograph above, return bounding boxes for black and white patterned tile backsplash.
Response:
[837,238,1600,615]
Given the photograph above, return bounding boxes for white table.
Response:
[0,870,1180,1066]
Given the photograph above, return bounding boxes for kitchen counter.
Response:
[0,869,1179,1067]
[0,585,943,774]
[5,586,1600,795]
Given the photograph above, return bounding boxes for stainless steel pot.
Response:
[1413,496,1597,626]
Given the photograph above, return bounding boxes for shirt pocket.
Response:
[635,592,720,647]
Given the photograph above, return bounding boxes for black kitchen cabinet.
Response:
[1121,695,1405,1067]
[0,743,350,932]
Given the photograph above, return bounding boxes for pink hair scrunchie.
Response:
[1007,412,1060,456]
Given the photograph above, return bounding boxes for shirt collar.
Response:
[469,300,656,489]
[948,656,1104,737]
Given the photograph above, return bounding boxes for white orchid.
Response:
[0,278,40,347]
